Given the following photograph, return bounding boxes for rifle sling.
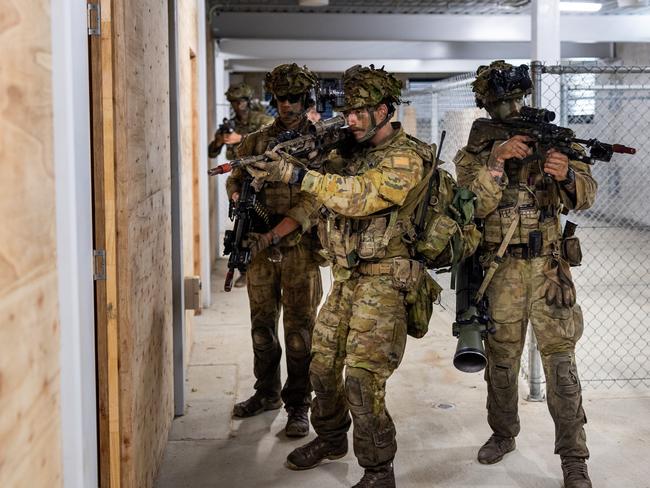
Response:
[474,160,531,303]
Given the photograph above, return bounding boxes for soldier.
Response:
[247,65,433,488]
[209,82,273,161]
[210,83,273,287]
[453,61,597,488]
[226,64,323,438]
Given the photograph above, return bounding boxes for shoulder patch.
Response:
[391,155,412,169]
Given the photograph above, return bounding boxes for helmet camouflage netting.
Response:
[339,64,404,112]
[472,60,533,109]
[264,63,318,97]
[226,83,254,102]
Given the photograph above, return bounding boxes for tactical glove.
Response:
[246,150,296,185]
[543,258,576,308]
[247,231,275,259]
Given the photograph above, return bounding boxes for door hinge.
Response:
[94,249,107,281]
[87,3,101,37]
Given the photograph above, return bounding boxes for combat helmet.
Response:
[264,63,318,97]
[226,83,254,102]
[472,60,532,109]
[339,64,404,112]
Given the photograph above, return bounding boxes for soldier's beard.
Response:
[279,110,301,126]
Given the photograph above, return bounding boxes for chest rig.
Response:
[483,150,563,255]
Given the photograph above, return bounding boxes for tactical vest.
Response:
[317,132,479,271]
[482,153,563,250]
[316,133,430,269]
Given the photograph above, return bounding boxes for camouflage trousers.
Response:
[310,273,408,468]
[485,255,589,458]
[246,243,322,408]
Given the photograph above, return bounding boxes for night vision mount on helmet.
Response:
[472,60,533,109]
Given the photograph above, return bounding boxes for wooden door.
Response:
[88,1,121,486]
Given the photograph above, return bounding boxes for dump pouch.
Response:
[405,271,443,338]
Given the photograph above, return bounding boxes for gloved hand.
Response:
[247,231,276,259]
[245,150,296,185]
[543,258,576,308]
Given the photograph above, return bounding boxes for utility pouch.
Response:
[405,271,442,339]
[561,236,583,267]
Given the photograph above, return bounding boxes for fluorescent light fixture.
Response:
[299,0,330,5]
[559,1,603,12]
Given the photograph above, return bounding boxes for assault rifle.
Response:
[208,114,348,176]
[222,176,272,292]
[214,114,349,291]
[468,106,636,164]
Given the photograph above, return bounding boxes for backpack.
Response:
[401,135,482,338]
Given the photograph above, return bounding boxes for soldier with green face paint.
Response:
[454,60,597,488]
[227,64,323,439]
[246,64,442,488]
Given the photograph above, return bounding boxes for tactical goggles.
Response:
[275,93,303,103]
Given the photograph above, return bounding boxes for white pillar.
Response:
[531,0,562,113]
[214,45,230,258]
[197,0,211,306]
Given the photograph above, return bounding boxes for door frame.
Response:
[87,0,122,485]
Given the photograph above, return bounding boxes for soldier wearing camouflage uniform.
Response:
[209,83,273,287]
[454,61,597,488]
[227,65,323,437]
[209,82,273,161]
[247,65,435,488]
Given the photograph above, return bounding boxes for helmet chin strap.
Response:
[357,106,394,143]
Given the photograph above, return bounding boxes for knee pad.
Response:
[286,330,310,358]
[252,327,276,351]
[345,368,374,416]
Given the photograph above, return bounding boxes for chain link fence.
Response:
[401,62,650,392]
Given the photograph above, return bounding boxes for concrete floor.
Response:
[155,261,650,488]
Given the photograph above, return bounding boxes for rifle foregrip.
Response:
[224,269,235,292]
[208,163,233,176]
[612,144,636,155]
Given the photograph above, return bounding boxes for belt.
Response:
[506,243,555,259]
[356,257,412,276]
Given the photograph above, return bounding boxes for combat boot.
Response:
[352,462,395,488]
[285,436,348,470]
[232,393,282,418]
[477,434,516,464]
[561,456,592,488]
[285,405,310,437]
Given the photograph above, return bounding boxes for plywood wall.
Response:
[111,1,174,486]
[0,1,62,487]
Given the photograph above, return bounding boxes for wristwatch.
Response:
[270,230,281,246]
[562,168,576,187]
